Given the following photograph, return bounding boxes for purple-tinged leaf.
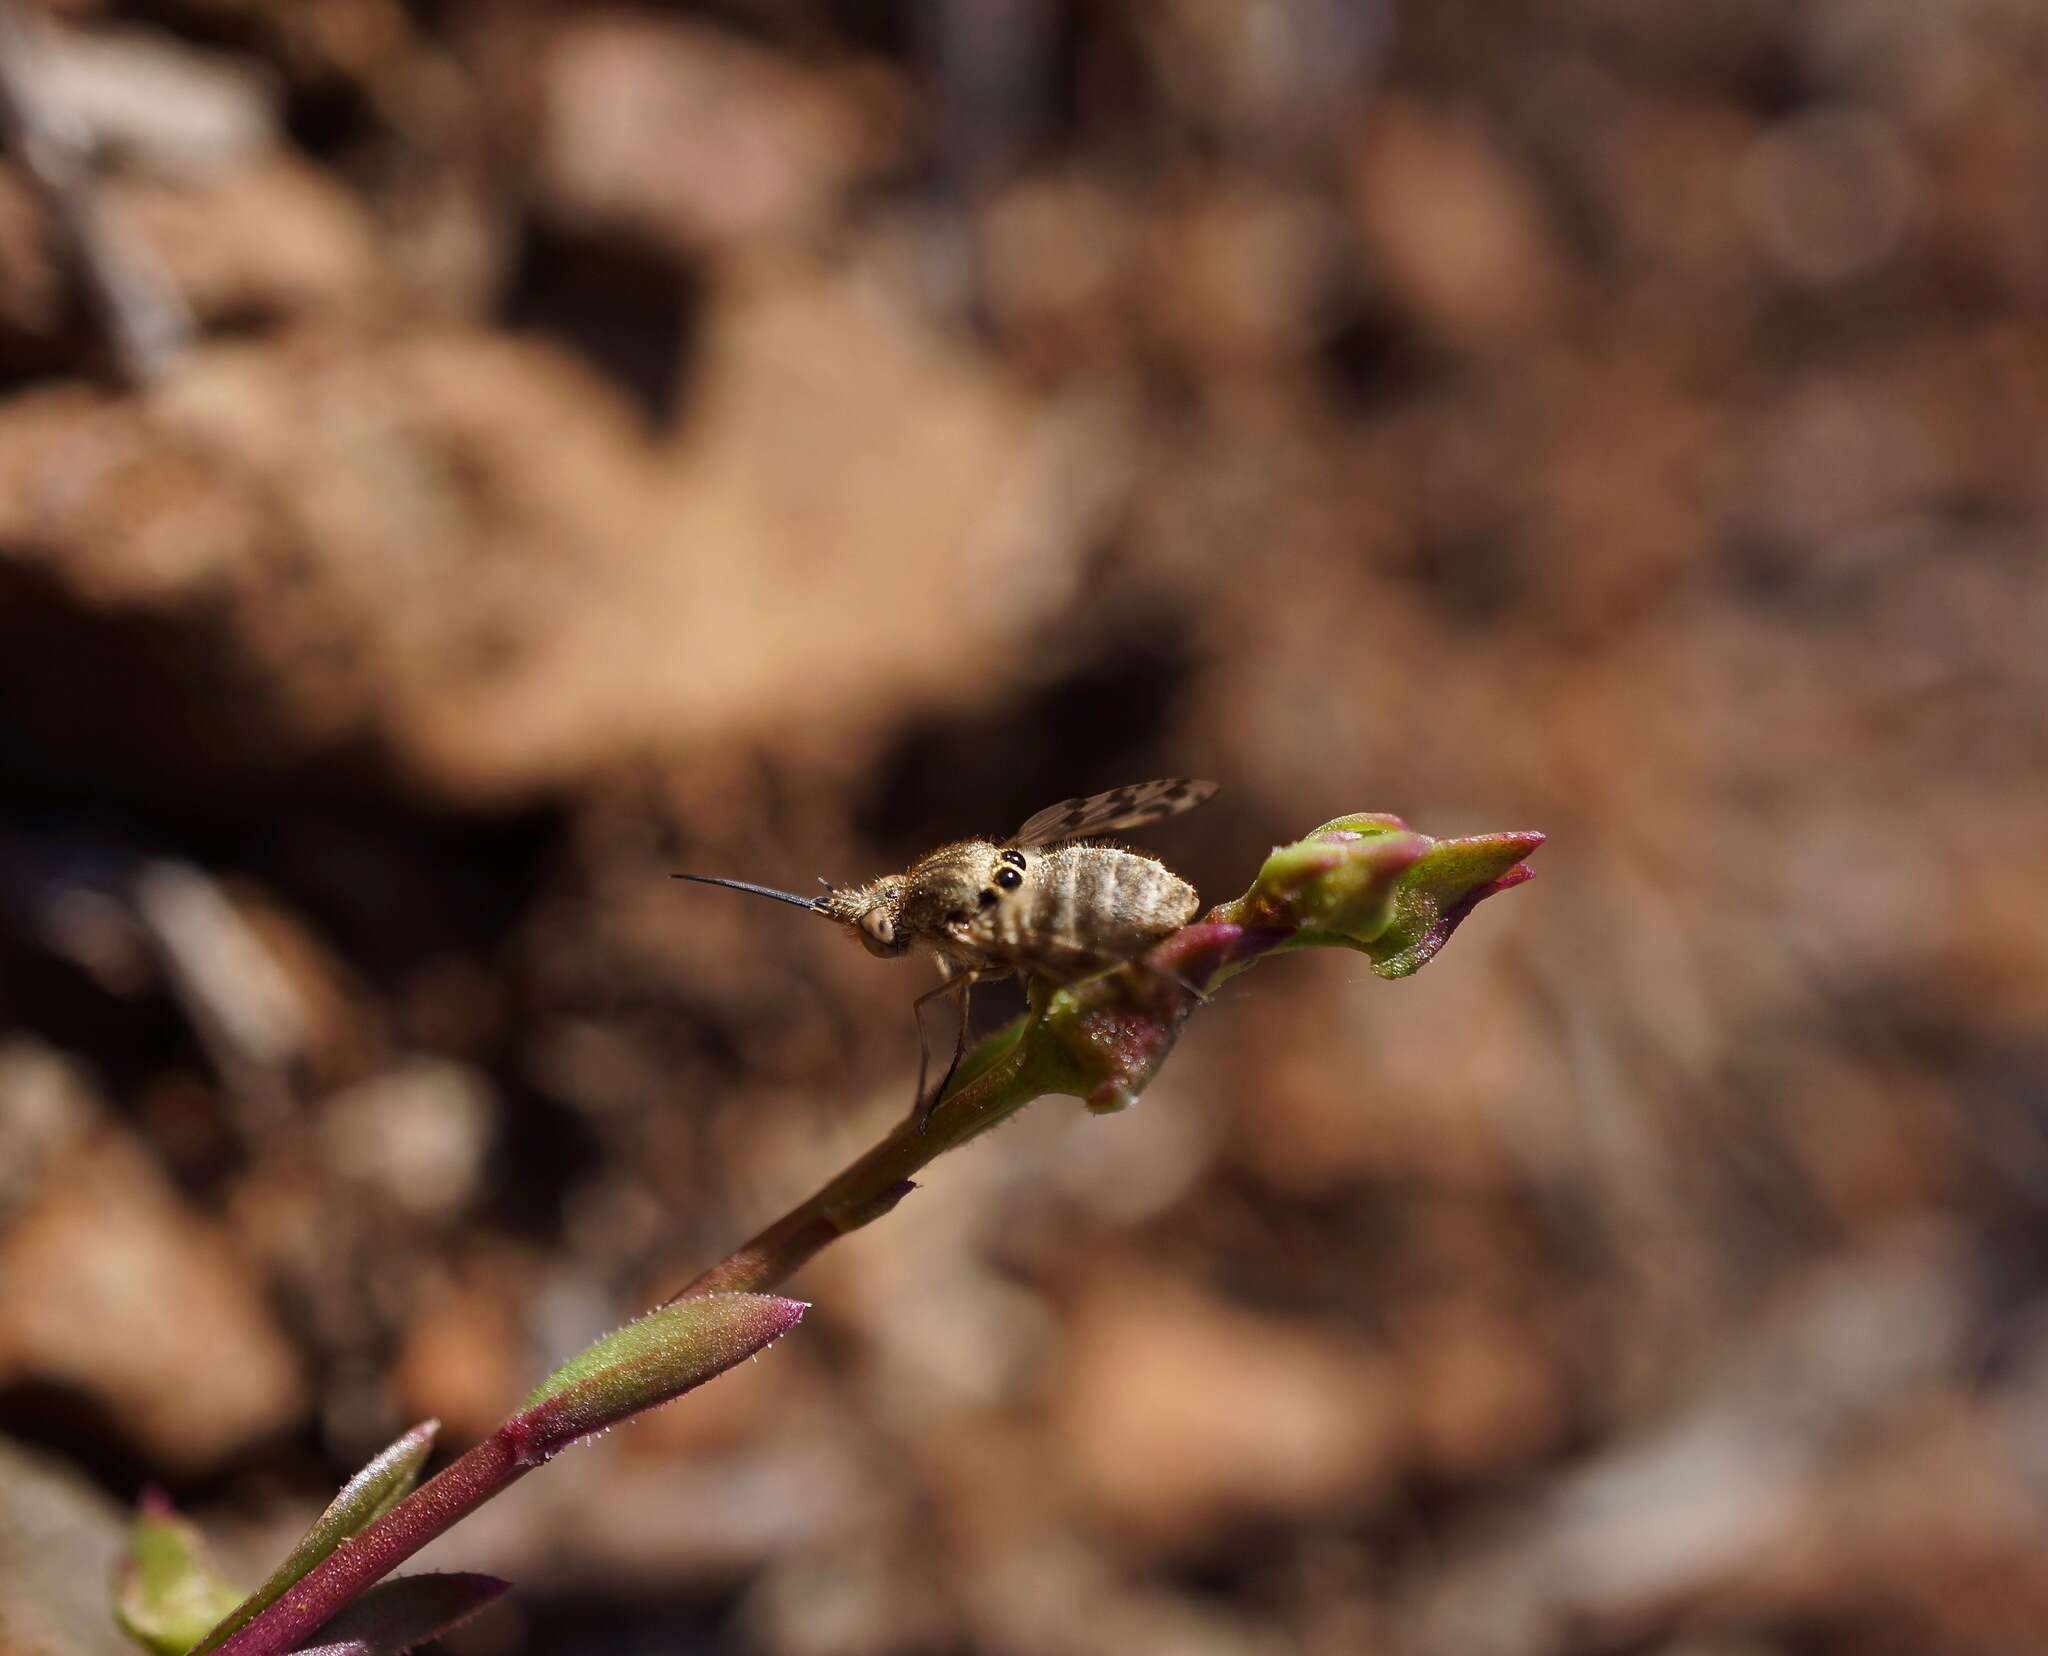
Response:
[1230,816,1432,943]
[116,1494,245,1656]
[509,1292,805,1462]
[1215,814,1542,973]
[978,814,1544,1126]
[212,1297,802,1656]
[190,1423,440,1656]
[286,1574,507,1656]
[1362,830,1545,977]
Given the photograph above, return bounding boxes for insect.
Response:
[675,779,1219,1129]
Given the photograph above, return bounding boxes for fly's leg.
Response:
[911,971,985,1133]
[909,969,954,1127]
[1034,942,1209,1008]
[1137,957,1212,1005]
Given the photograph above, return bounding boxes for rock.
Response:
[1143,181,1346,366]
[0,1041,100,1218]
[1390,1295,1565,1483]
[132,861,317,1079]
[1399,1228,1979,1656]
[38,23,280,182]
[0,166,66,353]
[1737,109,1917,287]
[389,1254,528,1446]
[976,173,1131,365]
[1052,1270,1402,1548]
[0,1129,306,1475]
[1222,962,1555,1194]
[0,330,649,800]
[534,12,895,256]
[0,1436,135,1656]
[640,265,1040,762]
[1349,98,1576,347]
[319,1059,496,1219]
[0,272,1038,806]
[110,156,383,327]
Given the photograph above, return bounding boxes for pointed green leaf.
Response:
[514,1292,805,1459]
[1214,817,1543,969]
[188,1423,440,1656]
[1362,830,1545,977]
[1236,819,1429,943]
[116,1499,245,1656]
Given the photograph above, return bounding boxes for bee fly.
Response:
[675,779,1219,1128]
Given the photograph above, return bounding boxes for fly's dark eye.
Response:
[995,866,1022,890]
[1001,849,1027,870]
[977,888,997,907]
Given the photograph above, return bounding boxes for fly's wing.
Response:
[1009,779,1219,848]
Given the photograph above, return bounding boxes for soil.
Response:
[3,3,2046,1654]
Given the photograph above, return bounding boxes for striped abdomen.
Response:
[976,845,1198,975]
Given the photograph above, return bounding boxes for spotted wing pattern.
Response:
[1009,778,1219,849]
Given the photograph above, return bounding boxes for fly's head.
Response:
[822,838,1026,959]
[893,840,1030,947]
[817,874,910,958]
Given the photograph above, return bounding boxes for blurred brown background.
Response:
[2,1,2046,1653]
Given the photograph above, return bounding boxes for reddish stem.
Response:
[210,1437,527,1656]
[214,826,1541,1654]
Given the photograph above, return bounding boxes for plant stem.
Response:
[209,816,1541,1655]
[680,918,1288,1298]
[212,1294,802,1656]
[209,1439,526,1656]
